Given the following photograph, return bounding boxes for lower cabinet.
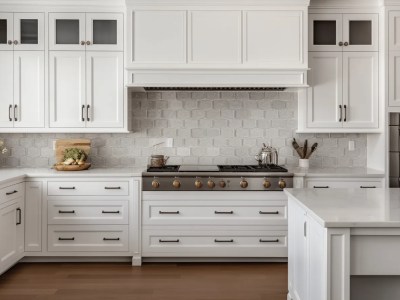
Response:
[305,177,384,189]
[0,182,25,275]
[25,182,42,252]
[142,191,288,258]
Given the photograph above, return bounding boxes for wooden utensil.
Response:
[292,138,304,159]
[305,143,318,159]
[302,139,308,160]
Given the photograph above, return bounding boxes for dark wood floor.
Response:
[0,262,288,300]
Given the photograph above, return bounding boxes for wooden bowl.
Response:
[53,163,91,171]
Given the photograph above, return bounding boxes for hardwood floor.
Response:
[0,262,288,300]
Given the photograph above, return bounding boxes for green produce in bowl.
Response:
[63,148,87,165]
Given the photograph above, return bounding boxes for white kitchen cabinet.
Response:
[0,13,13,51]
[49,51,123,128]
[49,13,123,51]
[389,11,400,51]
[388,11,400,107]
[0,51,44,129]
[25,182,42,252]
[305,177,384,189]
[309,13,378,52]
[0,183,25,275]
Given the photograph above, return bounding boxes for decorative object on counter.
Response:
[255,143,279,166]
[149,155,169,168]
[53,139,91,171]
[292,139,318,168]
[0,139,7,155]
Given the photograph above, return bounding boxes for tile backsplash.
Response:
[0,91,367,168]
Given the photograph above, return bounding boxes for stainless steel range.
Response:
[142,164,293,191]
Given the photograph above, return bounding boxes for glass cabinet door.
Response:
[86,13,123,51]
[0,13,13,50]
[343,14,378,51]
[49,13,86,51]
[309,14,342,51]
[13,13,44,50]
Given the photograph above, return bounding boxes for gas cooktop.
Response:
[146,164,288,173]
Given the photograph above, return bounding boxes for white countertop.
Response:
[288,166,385,178]
[0,167,145,186]
[285,188,400,228]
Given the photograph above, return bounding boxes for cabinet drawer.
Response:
[47,181,129,196]
[0,183,24,205]
[306,179,383,189]
[142,230,287,257]
[48,200,128,225]
[143,200,287,226]
[48,225,129,252]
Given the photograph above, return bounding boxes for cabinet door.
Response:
[13,13,44,51]
[49,51,86,128]
[307,52,343,128]
[49,13,86,51]
[389,11,400,51]
[309,14,342,52]
[0,51,14,128]
[0,13,13,50]
[86,13,123,51]
[13,51,44,128]
[25,182,42,252]
[389,52,400,106]
[245,10,305,67]
[343,52,378,128]
[86,52,124,128]
[342,14,378,52]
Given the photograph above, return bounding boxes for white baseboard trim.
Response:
[142,257,288,263]
[21,256,133,263]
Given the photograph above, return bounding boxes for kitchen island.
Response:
[285,188,400,300]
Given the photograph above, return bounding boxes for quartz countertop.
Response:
[287,166,385,178]
[285,188,400,228]
[0,167,145,186]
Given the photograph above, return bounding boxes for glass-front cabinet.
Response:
[49,13,123,51]
[309,13,378,52]
[0,12,44,50]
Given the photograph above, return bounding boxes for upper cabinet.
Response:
[49,13,123,51]
[0,13,44,51]
[309,13,378,52]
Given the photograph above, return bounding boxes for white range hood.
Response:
[125,0,310,88]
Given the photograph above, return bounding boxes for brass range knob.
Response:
[195,180,203,189]
[219,180,226,188]
[172,179,181,189]
[152,180,160,189]
[240,179,249,189]
[263,180,271,189]
[207,180,215,189]
[278,179,286,189]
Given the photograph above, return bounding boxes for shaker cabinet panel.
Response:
[49,51,86,128]
[86,13,123,51]
[25,182,42,252]
[86,52,124,128]
[342,14,378,52]
[49,13,86,51]
[13,13,44,51]
[307,52,343,128]
[0,51,14,128]
[13,51,45,128]
[390,11,400,51]
[189,10,241,64]
[245,11,304,67]
[0,13,13,51]
[309,14,342,52]
[389,52,400,107]
[132,10,186,63]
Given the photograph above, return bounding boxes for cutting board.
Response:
[55,139,91,163]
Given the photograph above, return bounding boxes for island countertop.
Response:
[284,188,400,228]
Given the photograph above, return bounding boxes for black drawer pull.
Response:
[360,186,377,189]
[16,208,22,225]
[259,211,279,215]
[102,210,120,214]
[159,211,180,214]
[104,187,121,190]
[59,187,76,190]
[58,237,75,241]
[214,211,234,214]
[58,210,75,214]
[103,238,120,241]
[159,239,180,243]
[259,239,280,243]
[6,190,18,195]
[313,186,329,189]
[214,239,234,243]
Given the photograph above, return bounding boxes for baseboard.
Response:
[21,256,133,263]
[142,257,288,263]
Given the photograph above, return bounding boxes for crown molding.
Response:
[310,0,382,8]
[126,0,310,6]
[0,0,125,7]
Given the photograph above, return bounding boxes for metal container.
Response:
[255,145,279,166]
[149,155,169,168]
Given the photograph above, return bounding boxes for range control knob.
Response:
[152,180,160,189]
[219,180,226,188]
[240,179,249,189]
[263,180,271,189]
[208,180,216,189]
[195,180,203,189]
[172,179,181,189]
[278,179,287,189]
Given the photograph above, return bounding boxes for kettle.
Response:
[255,144,279,166]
